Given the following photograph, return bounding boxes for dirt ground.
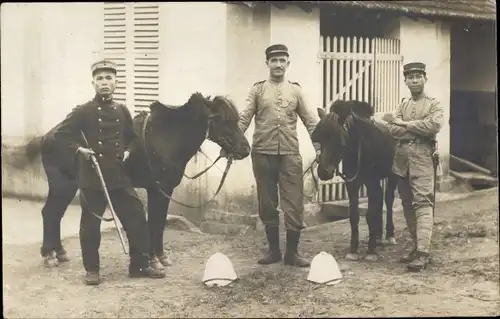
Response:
[3,188,499,318]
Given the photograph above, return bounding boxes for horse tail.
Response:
[24,136,44,164]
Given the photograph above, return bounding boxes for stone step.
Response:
[203,210,258,226]
[200,221,254,236]
[449,170,498,186]
[320,191,473,220]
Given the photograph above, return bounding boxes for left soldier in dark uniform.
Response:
[53,59,165,285]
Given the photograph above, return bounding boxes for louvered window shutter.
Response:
[103,3,127,105]
[103,2,159,114]
[132,3,160,114]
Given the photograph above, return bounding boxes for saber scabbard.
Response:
[81,131,128,255]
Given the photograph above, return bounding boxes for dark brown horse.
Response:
[311,100,397,261]
[22,93,250,269]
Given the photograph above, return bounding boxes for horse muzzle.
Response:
[317,163,335,181]
[229,144,250,160]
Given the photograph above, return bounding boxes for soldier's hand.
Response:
[77,147,95,161]
[392,118,407,127]
[382,113,396,123]
[123,150,130,162]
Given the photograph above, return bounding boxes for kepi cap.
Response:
[403,62,426,75]
[91,59,118,75]
[265,44,289,59]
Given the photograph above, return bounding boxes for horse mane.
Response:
[312,111,343,143]
[136,92,209,125]
[211,95,239,121]
[330,100,374,124]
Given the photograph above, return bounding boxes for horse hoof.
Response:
[158,254,172,267]
[43,253,59,268]
[364,254,381,262]
[386,237,397,245]
[345,253,360,261]
[56,252,70,263]
[150,257,164,270]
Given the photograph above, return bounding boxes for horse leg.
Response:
[364,177,384,261]
[41,166,77,267]
[385,175,398,245]
[147,188,173,270]
[345,181,361,261]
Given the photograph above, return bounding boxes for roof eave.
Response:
[229,1,496,21]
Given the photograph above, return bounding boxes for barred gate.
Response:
[316,36,403,203]
[103,2,160,115]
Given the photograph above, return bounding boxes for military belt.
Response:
[398,137,435,146]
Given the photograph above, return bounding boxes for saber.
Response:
[432,147,442,221]
[81,131,128,255]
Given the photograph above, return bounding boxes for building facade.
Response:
[1,1,496,222]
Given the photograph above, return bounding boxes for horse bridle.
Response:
[335,141,362,183]
[334,111,362,183]
[140,113,233,209]
[80,112,232,221]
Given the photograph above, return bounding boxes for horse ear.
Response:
[317,108,326,119]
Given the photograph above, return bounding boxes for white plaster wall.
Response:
[220,3,271,202]
[158,2,230,215]
[1,3,104,200]
[158,3,322,213]
[269,5,322,168]
[397,17,452,173]
[1,4,27,137]
[1,3,104,138]
[218,4,322,211]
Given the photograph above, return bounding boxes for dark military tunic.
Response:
[52,94,150,272]
[53,94,140,190]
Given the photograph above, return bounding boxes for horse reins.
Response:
[335,140,362,183]
[141,113,232,209]
[302,158,319,199]
[335,112,362,183]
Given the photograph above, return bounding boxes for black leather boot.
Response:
[399,249,417,263]
[129,255,166,278]
[407,251,429,272]
[258,226,282,265]
[84,271,100,285]
[283,230,310,267]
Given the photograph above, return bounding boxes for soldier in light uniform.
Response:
[53,60,166,284]
[233,44,321,267]
[384,62,444,272]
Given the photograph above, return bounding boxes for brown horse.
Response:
[311,100,397,261]
[21,93,250,269]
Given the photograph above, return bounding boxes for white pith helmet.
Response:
[307,251,343,285]
[202,252,238,287]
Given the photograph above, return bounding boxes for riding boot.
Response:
[257,226,282,265]
[158,253,173,267]
[84,271,100,285]
[399,249,418,263]
[283,230,310,268]
[407,251,429,272]
[129,254,166,278]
